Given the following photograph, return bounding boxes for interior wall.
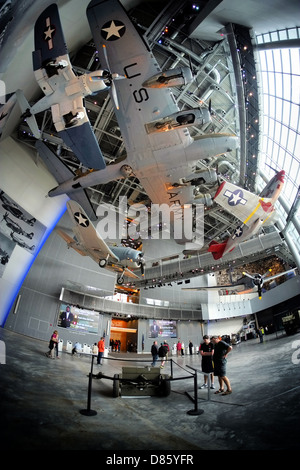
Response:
[0,137,68,327]
[137,318,205,354]
[204,317,248,337]
[4,208,116,344]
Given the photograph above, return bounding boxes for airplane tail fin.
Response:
[16,89,41,139]
[208,240,227,260]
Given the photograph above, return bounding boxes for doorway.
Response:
[110,318,138,352]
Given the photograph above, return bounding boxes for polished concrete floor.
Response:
[0,327,299,453]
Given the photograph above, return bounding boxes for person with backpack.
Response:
[163,340,170,360]
[158,342,168,368]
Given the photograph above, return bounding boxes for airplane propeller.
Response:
[265,163,281,174]
[101,44,126,110]
[136,253,145,276]
[89,46,125,109]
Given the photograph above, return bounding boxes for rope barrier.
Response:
[79,354,208,417]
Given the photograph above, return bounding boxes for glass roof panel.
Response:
[256,30,300,254]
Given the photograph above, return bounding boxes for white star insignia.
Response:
[74,212,89,227]
[44,25,55,40]
[102,20,125,39]
[224,189,247,206]
[230,191,242,205]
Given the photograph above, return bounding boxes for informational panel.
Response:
[0,189,46,276]
[57,303,99,334]
[148,319,177,338]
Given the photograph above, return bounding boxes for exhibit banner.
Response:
[57,303,99,334]
[148,319,177,338]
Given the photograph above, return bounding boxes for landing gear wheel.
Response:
[117,276,124,285]
[99,259,107,268]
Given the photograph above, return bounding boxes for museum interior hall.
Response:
[0,0,299,453]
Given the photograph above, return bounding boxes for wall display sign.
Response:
[0,190,46,259]
[57,303,99,334]
[0,231,14,277]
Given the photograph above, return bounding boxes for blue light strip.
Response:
[1,204,67,327]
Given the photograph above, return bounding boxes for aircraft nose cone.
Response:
[277,170,285,183]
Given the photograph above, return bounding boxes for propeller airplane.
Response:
[16,3,125,170]
[208,169,285,259]
[57,199,145,285]
[35,0,239,246]
[183,267,297,299]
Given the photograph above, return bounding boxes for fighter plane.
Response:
[2,212,34,239]
[0,191,36,226]
[37,0,239,246]
[208,169,285,259]
[183,267,297,299]
[16,3,124,170]
[57,200,145,285]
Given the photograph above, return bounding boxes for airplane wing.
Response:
[86,0,238,217]
[263,268,297,283]
[182,284,246,292]
[64,199,143,282]
[86,0,188,157]
[58,122,107,170]
[213,181,274,227]
[56,228,88,257]
[110,264,140,279]
[86,0,205,200]
[35,141,98,221]
[66,200,120,265]
[33,3,106,169]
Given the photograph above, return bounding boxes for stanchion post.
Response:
[207,372,211,401]
[187,370,204,416]
[80,354,97,416]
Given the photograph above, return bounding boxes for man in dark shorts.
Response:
[199,335,215,389]
[211,336,232,396]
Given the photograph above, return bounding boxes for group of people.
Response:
[176,340,195,356]
[46,332,105,364]
[45,330,232,397]
[176,340,185,356]
[150,335,233,396]
[151,340,169,368]
[199,335,232,396]
[110,339,121,352]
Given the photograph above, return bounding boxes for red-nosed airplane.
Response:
[208,170,285,259]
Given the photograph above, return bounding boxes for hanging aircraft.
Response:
[57,200,145,285]
[183,267,297,299]
[37,0,239,247]
[16,3,125,170]
[208,169,285,259]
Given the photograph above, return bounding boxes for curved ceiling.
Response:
[1,0,299,286]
